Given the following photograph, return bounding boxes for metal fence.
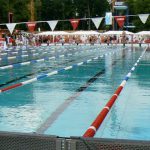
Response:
[0,131,150,150]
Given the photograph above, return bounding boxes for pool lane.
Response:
[96,50,150,140]
[36,68,106,134]
[0,58,106,133]
[0,46,145,139]
[0,45,119,133]
[44,47,144,137]
[0,46,116,92]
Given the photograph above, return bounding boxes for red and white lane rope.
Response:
[83,47,147,138]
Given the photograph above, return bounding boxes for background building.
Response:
[112,0,129,30]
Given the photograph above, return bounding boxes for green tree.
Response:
[0,0,30,23]
[13,0,30,22]
[0,0,11,23]
[0,0,110,31]
[39,0,109,30]
[126,0,150,31]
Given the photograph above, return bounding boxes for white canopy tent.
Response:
[135,31,150,35]
[37,30,101,36]
[69,30,101,44]
[70,30,101,35]
[103,30,134,35]
[36,31,70,44]
[37,31,70,36]
[135,31,150,44]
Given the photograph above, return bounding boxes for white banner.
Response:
[91,17,103,29]
[47,21,58,31]
[6,23,16,34]
[138,14,149,24]
[105,12,112,25]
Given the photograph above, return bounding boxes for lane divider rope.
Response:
[0,58,78,88]
[0,45,116,59]
[0,45,95,57]
[0,49,69,60]
[0,49,119,93]
[0,47,103,70]
[83,47,147,138]
[0,47,69,58]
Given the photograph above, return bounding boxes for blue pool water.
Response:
[0,45,149,141]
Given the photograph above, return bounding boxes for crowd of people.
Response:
[0,31,149,49]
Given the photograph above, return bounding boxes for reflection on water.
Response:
[0,46,150,140]
[96,48,150,140]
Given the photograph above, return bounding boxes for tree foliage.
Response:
[0,0,30,23]
[125,0,150,31]
[0,0,149,31]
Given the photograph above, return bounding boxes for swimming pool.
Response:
[0,45,149,141]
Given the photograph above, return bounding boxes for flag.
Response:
[70,19,80,30]
[138,14,149,24]
[6,23,16,34]
[105,12,112,25]
[27,22,36,32]
[114,16,126,28]
[91,17,103,29]
[47,20,58,31]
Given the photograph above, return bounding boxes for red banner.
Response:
[70,19,80,30]
[114,16,126,28]
[27,22,36,32]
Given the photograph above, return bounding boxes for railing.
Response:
[0,131,150,150]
